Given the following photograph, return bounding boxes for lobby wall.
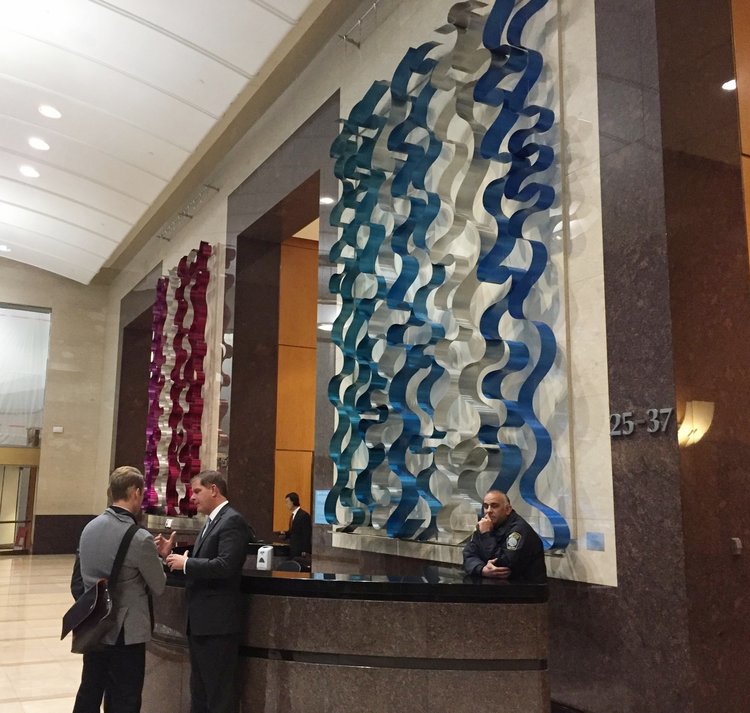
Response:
[665,148,750,713]
[95,7,689,709]
[115,0,616,586]
[661,0,750,702]
[549,1,749,712]
[548,0,695,708]
[0,259,108,552]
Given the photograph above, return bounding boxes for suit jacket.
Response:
[183,503,249,636]
[73,508,166,645]
[288,508,312,558]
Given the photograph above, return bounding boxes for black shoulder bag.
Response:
[61,523,139,654]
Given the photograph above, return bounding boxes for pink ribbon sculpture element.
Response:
[144,276,168,512]
[167,255,191,515]
[178,241,212,514]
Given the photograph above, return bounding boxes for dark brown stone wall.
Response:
[548,1,695,712]
[663,149,750,711]
[549,1,749,712]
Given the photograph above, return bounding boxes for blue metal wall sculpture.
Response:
[326,0,570,550]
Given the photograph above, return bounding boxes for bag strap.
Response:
[108,523,139,589]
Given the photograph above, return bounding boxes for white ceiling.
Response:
[0,0,316,284]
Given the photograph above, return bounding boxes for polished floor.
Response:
[0,555,82,712]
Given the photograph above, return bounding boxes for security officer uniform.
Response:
[463,509,547,583]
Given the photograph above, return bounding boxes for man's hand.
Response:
[154,532,177,559]
[481,561,511,579]
[165,552,188,572]
[477,515,493,534]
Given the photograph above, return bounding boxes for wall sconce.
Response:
[677,400,715,447]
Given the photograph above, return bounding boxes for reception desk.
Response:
[143,568,549,713]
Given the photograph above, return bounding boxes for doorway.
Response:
[0,465,36,553]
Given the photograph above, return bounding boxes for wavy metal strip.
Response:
[144,276,168,513]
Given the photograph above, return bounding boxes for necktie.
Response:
[199,517,211,544]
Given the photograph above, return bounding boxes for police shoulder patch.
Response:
[506,531,522,550]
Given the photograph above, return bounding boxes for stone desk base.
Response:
[144,572,549,713]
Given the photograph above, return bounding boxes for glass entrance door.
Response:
[0,465,34,552]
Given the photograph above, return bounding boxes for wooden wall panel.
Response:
[275,345,316,451]
[278,239,318,348]
[733,0,750,156]
[272,449,313,531]
[273,234,317,535]
[743,156,750,255]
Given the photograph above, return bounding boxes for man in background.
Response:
[278,491,312,560]
[71,466,173,713]
[163,470,249,713]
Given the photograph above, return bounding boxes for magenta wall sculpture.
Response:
[143,241,213,515]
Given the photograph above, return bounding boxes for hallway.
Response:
[0,555,81,712]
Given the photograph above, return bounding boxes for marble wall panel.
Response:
[32,514,95,554]
[227,239,281,541]
[663,147,750,712]
[245,594,547,660]
[241,660,548,713]
[114,325,151,472]
[548,0,696,711]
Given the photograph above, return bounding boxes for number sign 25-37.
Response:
[610,408,674,437]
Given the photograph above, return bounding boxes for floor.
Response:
[0,555,82,712]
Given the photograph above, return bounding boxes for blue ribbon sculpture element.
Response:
[326,0,570,550]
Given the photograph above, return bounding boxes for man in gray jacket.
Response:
[71,466,174,713]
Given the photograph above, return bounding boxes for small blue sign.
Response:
[585,532,605,552]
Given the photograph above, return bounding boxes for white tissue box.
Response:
[256,545,274,571]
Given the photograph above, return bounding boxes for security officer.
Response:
[463,489,547,583]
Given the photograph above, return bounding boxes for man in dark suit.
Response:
[72,466,173,713]
[279,491,312,559]
[164,470,249,713]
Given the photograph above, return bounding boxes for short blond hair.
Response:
[109,466,144,501]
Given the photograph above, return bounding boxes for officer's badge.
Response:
[506,532,522,550]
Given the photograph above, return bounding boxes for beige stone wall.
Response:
[0,259,108,514]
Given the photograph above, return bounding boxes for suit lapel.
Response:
[194,505,229,555]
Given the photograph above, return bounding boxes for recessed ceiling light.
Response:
[319,196,335,205]
[19,165,40,178]
[722,79,737,91]
[38,104,62,119]
[0,245,11,253]
[28,137,50,151]
[318,323,333,331]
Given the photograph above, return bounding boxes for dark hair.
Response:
[192,470,228,498]
[110,466,145,502]
[285,492,300,507]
